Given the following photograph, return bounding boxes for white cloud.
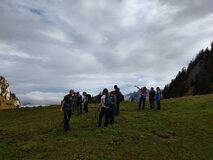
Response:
[19,91,65,106]
[40,30,70,43]
[0,0,212,105]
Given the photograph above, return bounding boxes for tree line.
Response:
[163,42,213,98]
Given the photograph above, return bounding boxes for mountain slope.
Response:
[0,94,212,160]
[163,42,213,98]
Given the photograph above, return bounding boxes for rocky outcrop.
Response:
[0,76,21,109]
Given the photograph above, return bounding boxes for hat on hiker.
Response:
[69,89,74,94]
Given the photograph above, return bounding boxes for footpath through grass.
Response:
[0,94,213,160]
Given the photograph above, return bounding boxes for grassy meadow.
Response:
[0,94,213,160]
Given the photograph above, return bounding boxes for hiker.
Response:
[72,92,77,114]
[135,86,147,110]
[83,92,89,113]
[114,85,123,116]
[149,87,156,109]
[98,88,111,127]
[156,87,161,110]
[76,92,83,115]
[60,89,75,132]
[109,91,117,124]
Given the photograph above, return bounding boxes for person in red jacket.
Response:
[135,86,147,110]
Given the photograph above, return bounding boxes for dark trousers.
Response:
[109,106,114,124]
[149,98,155,109]
[98,107,109,127]
[77,103,82,115]
[139,97,146,110]
[116,102,120,116]
[64,109,72,131]
[84,103,88,113]
[157,100,160,110]
[72,104,76,114]
[113,105,117,117]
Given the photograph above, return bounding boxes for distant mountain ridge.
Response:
[125,91,139,101]
[163,42,213,98]
[125,89,150,101]
[0,75,21,109]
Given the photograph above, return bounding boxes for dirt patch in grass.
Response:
[151,131,177,143]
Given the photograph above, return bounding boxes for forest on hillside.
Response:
[163,42,213,98]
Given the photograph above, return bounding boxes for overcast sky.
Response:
[0,0,213,105]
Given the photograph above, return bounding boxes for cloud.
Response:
[19,91,65,106]
[0,0,212,105]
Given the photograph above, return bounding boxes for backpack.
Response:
[119,92,124,102]
[104,96,111,107]
[86,94,91,103]
[77,95,82,103]
[111,95,115,104]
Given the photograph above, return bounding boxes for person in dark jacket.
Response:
[76,92,82,115]
[114,85,123,116]
[109,91,117,124]
[60,89,75,132]
[149,87,156,109]
[83,92,89,113]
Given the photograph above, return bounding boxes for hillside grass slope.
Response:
[0,94,213,160]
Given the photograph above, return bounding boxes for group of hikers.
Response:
[60,91,89,114]
[98,85,123,127]
[60,91,90,132]
[134,85,161,110]
[60,85,161,132]
[60,85,123,132]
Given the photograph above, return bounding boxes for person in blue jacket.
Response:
[156,87,161,110]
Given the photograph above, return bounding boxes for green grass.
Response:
[0,94,213,160]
